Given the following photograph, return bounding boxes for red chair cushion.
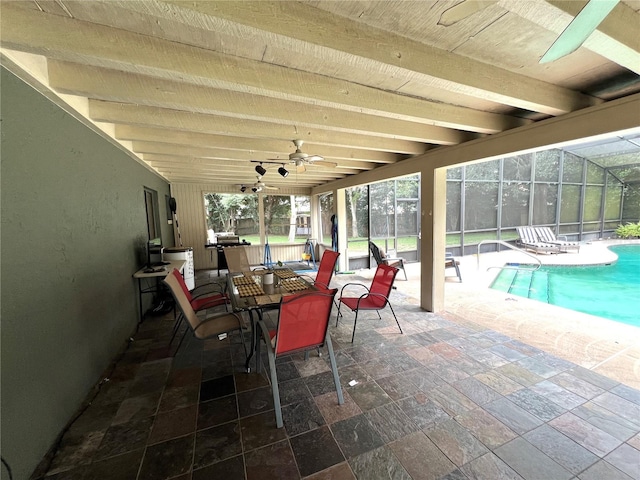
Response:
[171,269,193,302]
[340,295,386,311]
[315,250,339,288]
[191,294,226,311]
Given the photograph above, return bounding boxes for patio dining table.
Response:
[226,268,317,372]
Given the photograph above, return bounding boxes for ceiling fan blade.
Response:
[306,155,324,162]
[296,163,306,173]
[265,185,279,190]
[540,0,619,64]
[438,1,496,27]
[310,160,337,168]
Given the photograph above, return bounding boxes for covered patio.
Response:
[32,262,640,479]
[3,1,640,479]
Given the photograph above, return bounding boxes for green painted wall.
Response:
[0,67,171,480]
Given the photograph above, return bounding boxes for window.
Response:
[534,150,560,182]
[203,193,259,243]
[562,154,584,183]
[583,186,603,223]
[319,193,334,245]
[346,185,369,257]
[604,174,622,221]
[144,187,160,242]
[504,154,532,181]
[560,185,581,223]
[263,195,310,244]
[532,183,558,225]
[464,181,498,230]
[502,182,530,228]
[369,175,420,256]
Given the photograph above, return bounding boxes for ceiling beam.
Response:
[502,0,640,74]
[0,4,530,134]
[146,164,344,181]
[88,101,428,155]
[165,0,599,115]
[48,60,473,145]
[131,142,371,172]
[145,159,345,177]
[114,126,401,164]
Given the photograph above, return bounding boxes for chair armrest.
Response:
[383,257,404,264]
[339,282,370,297]
[191,282,226,299]
[355,291,390,309]
[256,319,275,352]
[194,296,228,310]
[192,312,242,333]
[297,274,329,290]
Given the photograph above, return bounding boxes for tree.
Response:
[288,195,297,242]
[263,195,292,238]
[346,186,366,238]
[319,193,334,239]
[204,193,258,234]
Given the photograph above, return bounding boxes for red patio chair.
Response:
[171,268,228,310]
[256,289,344,428]
[336,263,402,343]
[168,268,229,345]
[299,249,340,300]
[163,270,246,355]
[313,250,340,289]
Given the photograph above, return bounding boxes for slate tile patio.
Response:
[33,270,640,480]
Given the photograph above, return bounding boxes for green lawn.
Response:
[347,237,418,254]
[238,232,518,252]
[240,235,310,245]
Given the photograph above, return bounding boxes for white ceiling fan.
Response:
[269,140,337,173]
[251,175,278,193]
[438,0,620,63]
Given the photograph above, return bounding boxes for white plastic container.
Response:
[164,247,195,290]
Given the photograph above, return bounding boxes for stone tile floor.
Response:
[35,270,640,480]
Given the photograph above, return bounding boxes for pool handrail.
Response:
[476,240,542,272]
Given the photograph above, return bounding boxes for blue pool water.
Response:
[490,245,640,327]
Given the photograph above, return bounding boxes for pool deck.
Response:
[350,240,640,390]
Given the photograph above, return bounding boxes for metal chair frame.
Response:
[336,263,402,343]
[255,289,343,428]
[163,271,246,356]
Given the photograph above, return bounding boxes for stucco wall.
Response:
[0,67,171,480]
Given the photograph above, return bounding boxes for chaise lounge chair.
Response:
[534,227,581,253]
[515,226,559,254]
[369,241,407,280]
[445,252,462,282]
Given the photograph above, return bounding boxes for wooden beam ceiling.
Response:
[1,0,638,187]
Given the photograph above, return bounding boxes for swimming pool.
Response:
[490,245,640,327]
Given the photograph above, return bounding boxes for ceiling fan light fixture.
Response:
[278,166,289,177]
[255,164,267,176]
